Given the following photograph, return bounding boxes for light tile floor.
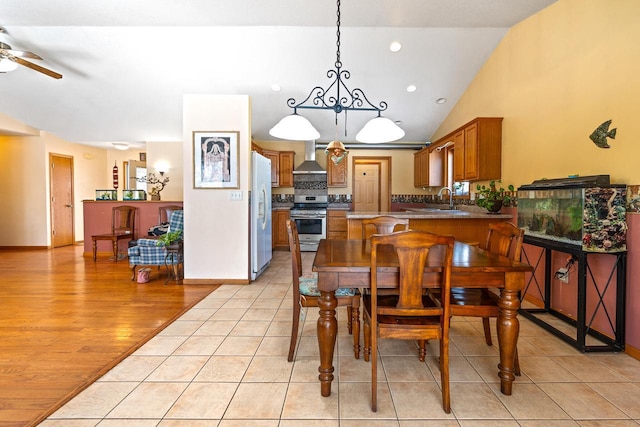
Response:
[43,251,640,426]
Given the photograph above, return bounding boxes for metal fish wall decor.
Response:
[589,119,617,148]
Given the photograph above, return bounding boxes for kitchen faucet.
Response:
[437,186,454,210]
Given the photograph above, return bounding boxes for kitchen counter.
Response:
[348,208,512,220]
[347,208,513,242]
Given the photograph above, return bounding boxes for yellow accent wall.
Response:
[432,0,640,187]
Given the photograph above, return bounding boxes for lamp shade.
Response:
[269,114,320,141]
[0,58,18,72]
[356,116,405,143]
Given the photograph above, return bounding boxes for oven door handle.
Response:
[292,215,325,220]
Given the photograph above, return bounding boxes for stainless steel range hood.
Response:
[293,141,326,174]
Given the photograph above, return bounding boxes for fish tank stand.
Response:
[520,235,626,352]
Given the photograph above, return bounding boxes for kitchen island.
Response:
[347,208,513,243]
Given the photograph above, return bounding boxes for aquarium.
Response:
[517,175,627,252]
[95,190,117,201]
[123,189,147,201]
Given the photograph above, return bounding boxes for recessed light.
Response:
[389,41,402,53]
[436,97,447,104]
[271,84,281,92]
[406,85,417,93]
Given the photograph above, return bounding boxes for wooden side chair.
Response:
[158,205,183,225]
[447,221,524,375]
[363,230,455,413]
[91,205,137,262]
[286,219,361,361]
[362,216,409,239]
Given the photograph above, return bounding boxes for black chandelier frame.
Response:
[285,0,388,135]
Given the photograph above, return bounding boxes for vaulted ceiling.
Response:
[0,0,556,150]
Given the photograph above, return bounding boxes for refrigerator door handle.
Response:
[261,183,268,230]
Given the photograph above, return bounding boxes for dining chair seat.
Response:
[299,274,357,297]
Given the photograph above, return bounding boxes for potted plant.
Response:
[476,180,515,213]
[156,230,182,247]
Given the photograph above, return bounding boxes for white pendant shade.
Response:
[356,116,405,143]
[269,114,320,141]
[0,58,18,72]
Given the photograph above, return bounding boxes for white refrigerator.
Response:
[251,152,273,280]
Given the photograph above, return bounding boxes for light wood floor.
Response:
[0,245,219,427]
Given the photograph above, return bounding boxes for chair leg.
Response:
[482,317,493,346]
[363,316,371,362]
[418,340,427,362]
[371,325,378,412]
[288,298,302,362]
[351,302,360,359]
[130,265,137,281]
[440,336,451,414]
[346,306,353,334]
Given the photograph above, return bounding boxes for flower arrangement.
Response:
[138,173,169,200]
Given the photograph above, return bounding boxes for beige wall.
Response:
[432,0,640,188]
[183,94,251,282]
[145,141,184,201]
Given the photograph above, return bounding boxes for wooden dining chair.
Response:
[361,216,409,239]
[286,219,361,361]
[363,230,454,413]
[91,205,137,261]
[447,221,524,375]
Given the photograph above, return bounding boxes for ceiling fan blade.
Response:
[12,56,62,79]
[6,49,43,60]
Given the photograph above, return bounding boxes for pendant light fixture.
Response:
[269,0,404,144]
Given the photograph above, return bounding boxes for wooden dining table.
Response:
[312,238,534,397]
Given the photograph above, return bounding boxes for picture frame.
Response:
[193,131,239,189]
[139,152,147,162]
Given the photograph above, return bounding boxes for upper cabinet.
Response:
[413,146,444,188]
[278,151,295,187]
[254,146,295,188]
[327,152,348,187]
[438,117,502,182]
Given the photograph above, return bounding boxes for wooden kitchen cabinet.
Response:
[272,209,290,250]
[327,152,348,187]
[261,149,295,188]
[327,209,348,240]
[414,146,444,187]
[413,148,430,187]
[279,151,295,187]
[448,117,502,182]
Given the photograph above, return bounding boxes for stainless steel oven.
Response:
[290,195,327,252]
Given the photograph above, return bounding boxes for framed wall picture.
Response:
[139,152,147,162]
[193,131,239,188]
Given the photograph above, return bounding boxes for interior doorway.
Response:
[352,157,391,212]
[50,154,75,247]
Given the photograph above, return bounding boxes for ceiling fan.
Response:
[0,29,62,79]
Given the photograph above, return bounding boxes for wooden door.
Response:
[353,163,380,211]
[50,154,74,247]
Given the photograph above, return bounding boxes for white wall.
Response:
[183,94,251,282]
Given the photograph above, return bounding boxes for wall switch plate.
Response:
[230,191,242,201]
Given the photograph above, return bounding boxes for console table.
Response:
[520,235,626,352]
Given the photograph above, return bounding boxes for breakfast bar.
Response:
[347,208,513,243]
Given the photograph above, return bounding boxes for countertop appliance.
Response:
[251,152,272,280]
